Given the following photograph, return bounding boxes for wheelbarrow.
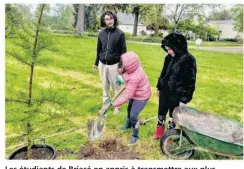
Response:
[160,107,243,160]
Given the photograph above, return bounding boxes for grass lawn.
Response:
[187,40,243,47]
[5,35,243,160]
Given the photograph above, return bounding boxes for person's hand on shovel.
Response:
[108,100,120,115]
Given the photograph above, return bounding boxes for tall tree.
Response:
[165,4,204,32]
[99,4,129,14]
[75,4,85,35]
[140,4,166,36]
[231,4,243,32]
[208,8,232,20]
[85,4,99,31]
[131,5,140,36]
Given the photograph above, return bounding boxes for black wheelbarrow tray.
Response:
[160,107,243,159]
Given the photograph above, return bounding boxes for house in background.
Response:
[116,12,146,35]
[116,12,169,36]
[208,20,243,40]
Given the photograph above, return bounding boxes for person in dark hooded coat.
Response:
[152,32,197,139]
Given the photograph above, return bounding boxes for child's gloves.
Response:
[116,75,124,85]
[104,99,113,105]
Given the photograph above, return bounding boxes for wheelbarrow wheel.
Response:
[160,129,194,160]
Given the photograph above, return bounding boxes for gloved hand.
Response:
[116,75,124,85]
[110,100,114,106]
[104,99,113,105]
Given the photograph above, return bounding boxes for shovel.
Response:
[88,87,125,142]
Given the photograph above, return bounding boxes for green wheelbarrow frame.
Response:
[160,107,243,159]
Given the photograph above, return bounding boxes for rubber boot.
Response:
[120,118,131,130]
[128,127,139,145]
[152,125,165,139]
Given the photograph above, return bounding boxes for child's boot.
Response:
[128,127,139,145]
[152,125,165,139]
[120,118,131,130]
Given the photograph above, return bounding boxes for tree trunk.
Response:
[133,11,139,36]
[28,65,34,105]
[28,4,45,105]
[155,5,163,37]
[174,24,177,32]
[27,122,32,159]
[76,4,85,35]
[154,25,159,37]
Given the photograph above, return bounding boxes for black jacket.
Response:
[157,32,197,104]
[95,27,127,66]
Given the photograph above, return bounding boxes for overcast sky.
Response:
[28,3,234,17]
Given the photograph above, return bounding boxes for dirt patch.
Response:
[57,149,75,156]
[12,147,53,160]
[78,139,141,159]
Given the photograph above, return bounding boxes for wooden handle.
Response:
[99,86,125,115]
[111,86,125,101]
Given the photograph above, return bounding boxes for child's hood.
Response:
[121,51,140,74]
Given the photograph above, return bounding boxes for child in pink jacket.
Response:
[113,51,151,145]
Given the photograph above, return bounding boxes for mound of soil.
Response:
[78,139,140,159]
[12,147,53,160]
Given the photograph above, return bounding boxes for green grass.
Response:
[5,35,243,160]
[187,40,243,47]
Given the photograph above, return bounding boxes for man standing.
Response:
[153,32,197,139]
[93,11,127,114]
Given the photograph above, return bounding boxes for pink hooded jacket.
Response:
[113,52,152,107]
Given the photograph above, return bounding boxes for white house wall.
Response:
[208,23,241,39]
[118,25,147,35]
[118,25,170,37]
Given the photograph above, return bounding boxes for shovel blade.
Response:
[87,115,106,142]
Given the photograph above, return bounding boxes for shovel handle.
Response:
[99,87,125,115]
[112,86,125,102]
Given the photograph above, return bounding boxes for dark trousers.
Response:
[127,99,148,127]
[158,91,180,122]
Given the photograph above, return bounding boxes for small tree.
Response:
[6,4,58,159]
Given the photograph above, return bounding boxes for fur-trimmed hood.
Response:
[161,32,188,55]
